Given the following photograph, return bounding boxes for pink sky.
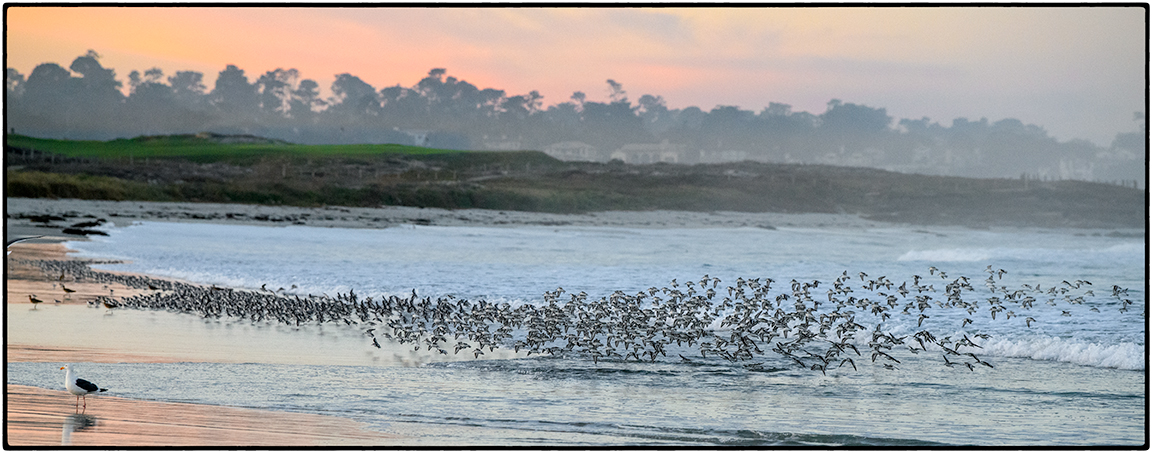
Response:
[5,6,1145,145]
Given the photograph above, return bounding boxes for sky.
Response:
[4,6,1146,146]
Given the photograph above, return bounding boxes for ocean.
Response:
[6,220,1146,446]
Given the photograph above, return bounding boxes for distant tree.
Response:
[415,68,451,105]
[128,68,170,99]
[542,100,583,142]
[379,84,426,128]
[210,65,260,121]
[289,78,323,120]
[168,70,207,110]
[700,105,756,150]
[328,73,379,118]
[763,102,791,117]
[256,68,300,117]
[570,91,586,109]
[68,50,123,106]
[581,95,647,149]
[18,62,80,136]
[66,50,124,134]
[499,90,542,121]
[606,79,627,103]
[21,62,75,102]
[126,68,174,121]
[637,94,674,135]
[5,55,1139,183]
[6,67,25,99]
[819,99,891,135]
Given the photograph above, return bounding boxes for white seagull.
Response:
[60,364,107,412]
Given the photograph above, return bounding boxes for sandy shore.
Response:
[3,198,889,447]
[6,384,392,446]
[5,239,399,446]
[8,197,1135,446]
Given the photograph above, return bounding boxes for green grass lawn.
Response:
[5,133,466,162]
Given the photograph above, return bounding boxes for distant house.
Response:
[543,141,602,162]
[611,140,685,164]
[697,149,749,164]
[481,134,523,151]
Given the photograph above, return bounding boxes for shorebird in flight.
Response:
[6,235,43,255]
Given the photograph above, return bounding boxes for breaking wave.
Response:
[983,336,1145,370]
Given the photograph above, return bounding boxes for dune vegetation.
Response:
[5,133,1145,228]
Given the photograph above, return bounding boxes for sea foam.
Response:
[983,336,1145,370]
[897,248,993,262]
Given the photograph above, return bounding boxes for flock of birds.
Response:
[22,256,1136,379]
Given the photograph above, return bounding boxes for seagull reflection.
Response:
[61,413,97,445]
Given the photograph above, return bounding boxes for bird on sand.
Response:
[6,235,42,255]
[28,295,43,309]
[60,364,107,412]
[102,300,120,314]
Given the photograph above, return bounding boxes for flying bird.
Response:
[6,235,43,255]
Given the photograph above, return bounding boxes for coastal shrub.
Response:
[5,170,137,200]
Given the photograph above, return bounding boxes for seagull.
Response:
[60,364,107,412]
[6,235,43,255]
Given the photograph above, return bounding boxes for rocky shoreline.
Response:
[5,197,905,241]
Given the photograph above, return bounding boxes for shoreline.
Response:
[0,201,899,447]
[5,384,393,446]
[5,196,899,235]
[5,198,1145,447]
[5,240,399,446]
[7,198,1143,246]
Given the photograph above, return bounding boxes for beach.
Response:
[5,238,398,446]
[5,197,1145,446]
[6,384,392,446]
[5,198,886,447]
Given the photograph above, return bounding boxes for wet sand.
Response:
[6,384,392,446]
[5,241,398,446]
[0,197,993,447]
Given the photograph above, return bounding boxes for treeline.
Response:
[5,50,1146,184]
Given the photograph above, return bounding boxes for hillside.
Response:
[4,134,1146,229]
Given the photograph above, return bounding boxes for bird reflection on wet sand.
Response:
[61,414,97,445]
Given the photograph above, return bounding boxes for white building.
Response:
[543,141,602,162]
[611,140,685,164]
[481,134,523,151]
[697,149,749,164]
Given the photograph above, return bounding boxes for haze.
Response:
[6,6,1144,146]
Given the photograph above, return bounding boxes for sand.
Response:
[6,384,392,446]
[5,239,399,446]
[2,197,886,447]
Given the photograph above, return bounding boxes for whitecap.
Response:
[896,248,992,262]
[983,336,1145,370]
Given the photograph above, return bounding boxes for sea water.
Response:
[6,220,1146,446]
